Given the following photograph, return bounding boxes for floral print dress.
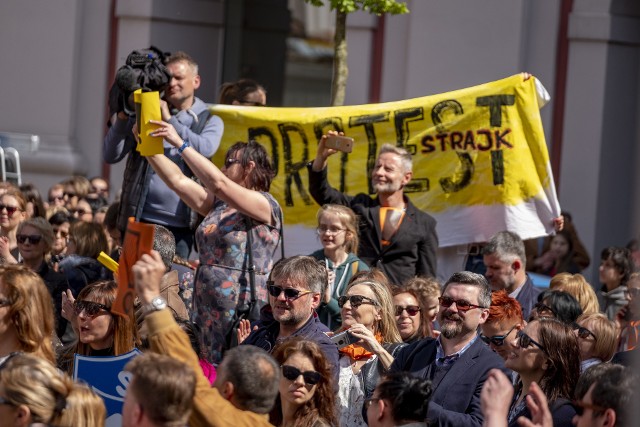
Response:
[194,192,282,363]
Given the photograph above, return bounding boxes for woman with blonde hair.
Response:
[0,189,27,264]
[310,204,369,329]
[549,273,600,315]
[271,337,338,427]
[335,277,404,426]
[0,265,56,366]
[573,312,618,372]
[0,353,106,427]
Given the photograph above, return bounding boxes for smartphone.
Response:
[330,330,357,349]
[325,135,354,153]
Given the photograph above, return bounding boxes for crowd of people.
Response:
[0,50,638,427]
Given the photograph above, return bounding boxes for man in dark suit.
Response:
[308,131,438,285]
[390,271,506,427]
[483,231,540,320]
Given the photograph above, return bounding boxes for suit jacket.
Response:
[308,164,438,285]
[390,337,507,427]
[516,276,540,321]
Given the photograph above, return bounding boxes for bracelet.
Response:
[178,141,190,154]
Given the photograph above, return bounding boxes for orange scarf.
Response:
[338,330,384,360]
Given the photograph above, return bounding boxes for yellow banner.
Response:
[209,74,559,246]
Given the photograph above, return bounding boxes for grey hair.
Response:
[378,144,413,173]
[482,231,527,269]
[219,345,280,414]
[443,271,492,308]
[152,225,175,271]
[270,255,326,294]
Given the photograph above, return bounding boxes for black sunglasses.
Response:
[281,365,321,386]
[69,208,88,216]
[0,396,15,406]
[517,330,548,354]
[395,305,421,317]
[480,324,517,346]
[74,300,111,317]
[572,323,597,341]
[267,283,313,300]
[0,205,20,217]
[534,302,556,317]
[224,158,242,168]
[338,295,379,308]
[0,298,12,308]
[16,234,42,245]
[438,296,484,312]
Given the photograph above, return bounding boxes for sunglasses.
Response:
[438,296,484,312]
[534,302,556,317]
[240,100,266,107]
[281,365,321,385]
[0,205,20,217]
[395,305,421,317]
[63,192,77,199]
[53,228,69,239]
[69,209,88,216]
[364,397,382,409]
[49,195,64,203]
[573,400,608,416]
[0,396,15,406]
[626,288,640,298]
[267,283,313,300]
[16,234,42,245]
[572,323,597,341]
[74,300,111,317]
[516,330,548,354]
[0,298,12,308]
[224,158,242,168]
[338,295,379,308]
[480,324,517,346]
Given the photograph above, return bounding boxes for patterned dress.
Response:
[194,192,282,364]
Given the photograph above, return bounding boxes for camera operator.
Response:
[104,50,223,258]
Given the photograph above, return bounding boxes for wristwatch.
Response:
[145,296,167,313]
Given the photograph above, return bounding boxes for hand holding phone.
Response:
[324,135,354,153]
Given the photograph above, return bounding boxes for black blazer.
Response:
[308,164,438,285]
[390,337,507,427]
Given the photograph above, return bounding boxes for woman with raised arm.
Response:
[145,121,282,364]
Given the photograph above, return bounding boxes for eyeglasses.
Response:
[0,298,12,308]
[516,330,548,354]
[364,397,382,409]
[626,288,640,298]
[338,295,379,308]
[438,296,484,312]
[395,305,421,317]
[224,158,242,168]
[281,365,321,385]
[316,226,347,236]
[534,302,556,317]
[573,400,608,416]
[74,300,111,317]
[49,195,64,203]
[480,324,517,346]
[53,228,69,239]
[63,192,76,199]
[267,283,313,300]
[0,205,20,217]
[572,323,597,341]
[16,234,42,245]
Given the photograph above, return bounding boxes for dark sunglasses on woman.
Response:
[480,324,517,346]
[395,305,421,316]
[572,323,597,341]
[74,300,111,318]
[338,295,379,308]
[16,234,42,244]
[281,365,321,385]
[516,330,548,354]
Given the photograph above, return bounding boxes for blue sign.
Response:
[73,349,142,427]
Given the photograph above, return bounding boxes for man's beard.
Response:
[372,180,402,194]
[439,311,463,339]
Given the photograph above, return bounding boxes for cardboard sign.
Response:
[112,218,155,317]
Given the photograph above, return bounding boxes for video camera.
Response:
[108,46,172,117]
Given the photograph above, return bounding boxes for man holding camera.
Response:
[104,51,223,258]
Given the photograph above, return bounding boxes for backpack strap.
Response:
[190,109,212,135]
